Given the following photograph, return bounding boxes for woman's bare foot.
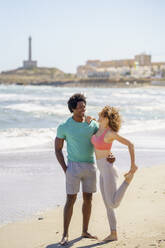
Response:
[60,236,68,245]
[124,172,134,184]
[82,231,98,239]
[131,164,138,174]
[125,165,138,178]
[103,233,118,242]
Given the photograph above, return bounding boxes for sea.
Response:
[0,84,165,226]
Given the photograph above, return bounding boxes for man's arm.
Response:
[55,137,67,173]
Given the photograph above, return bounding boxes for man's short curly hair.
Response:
[67,93,86,113]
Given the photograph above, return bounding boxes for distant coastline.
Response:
[0,67,165,87]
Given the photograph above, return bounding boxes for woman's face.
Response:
[98,112,109,126]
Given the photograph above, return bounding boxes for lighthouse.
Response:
[23,36,37,69]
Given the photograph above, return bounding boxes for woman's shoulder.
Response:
[106,129,117,138]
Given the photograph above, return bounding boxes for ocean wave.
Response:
[0,128,57,151]
[4,103,69,116]
[1,85,165,151]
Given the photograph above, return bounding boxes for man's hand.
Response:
[106,153,116,163]
[85,116,96,124]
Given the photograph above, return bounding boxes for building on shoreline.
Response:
[77,53,165,79]
[23,36,37,69]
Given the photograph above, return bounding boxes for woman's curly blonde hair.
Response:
[100,106,122,132]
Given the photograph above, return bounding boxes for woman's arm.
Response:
[108,132,137,174]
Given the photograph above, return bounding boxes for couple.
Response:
[55,93,137,245]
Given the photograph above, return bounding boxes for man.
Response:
[55,93,115,245]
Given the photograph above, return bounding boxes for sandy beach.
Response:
[0,164,165,248]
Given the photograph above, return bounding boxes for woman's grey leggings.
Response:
[96,158,129,231]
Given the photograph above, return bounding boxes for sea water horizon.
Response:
[0,84,165,226]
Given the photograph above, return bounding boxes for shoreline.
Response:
[1,81,165,88]
[1,78,165,87]
[0,164,165,248]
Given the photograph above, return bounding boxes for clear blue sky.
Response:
[0,0,165,73]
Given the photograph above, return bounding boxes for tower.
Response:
[23,36,37,69]
[28,36,32,61]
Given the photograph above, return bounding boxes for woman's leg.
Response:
[102,163,130,209]
[98,159,133,241]
[100,174,117,234]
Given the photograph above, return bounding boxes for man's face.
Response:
[73,101,86,117]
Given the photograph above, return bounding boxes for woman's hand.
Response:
[124,164,138,177]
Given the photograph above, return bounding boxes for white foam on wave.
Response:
[121,119,165,134]
[4,103,69,116]
[134,104,165,112]
[0,93,62,102]
[0,128,57,151]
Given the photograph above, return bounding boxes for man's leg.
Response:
[82,192,97,239]
[60,194,77,245]
[82,192,92,234]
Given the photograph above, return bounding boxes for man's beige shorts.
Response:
[66,161,97,195]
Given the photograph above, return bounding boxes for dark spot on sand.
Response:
[38,217,44,220]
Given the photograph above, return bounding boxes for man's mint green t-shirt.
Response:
[57,117,99,163]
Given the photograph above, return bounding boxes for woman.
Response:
[90,106,138,242]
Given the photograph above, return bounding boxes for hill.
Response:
[0,67,76,85]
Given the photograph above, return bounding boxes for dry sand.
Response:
[0,165,165,248]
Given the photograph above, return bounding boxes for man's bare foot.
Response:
[124,173,134,184]
[82,232,98,239]
[102,234,118,242]
[60,236,68,246]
